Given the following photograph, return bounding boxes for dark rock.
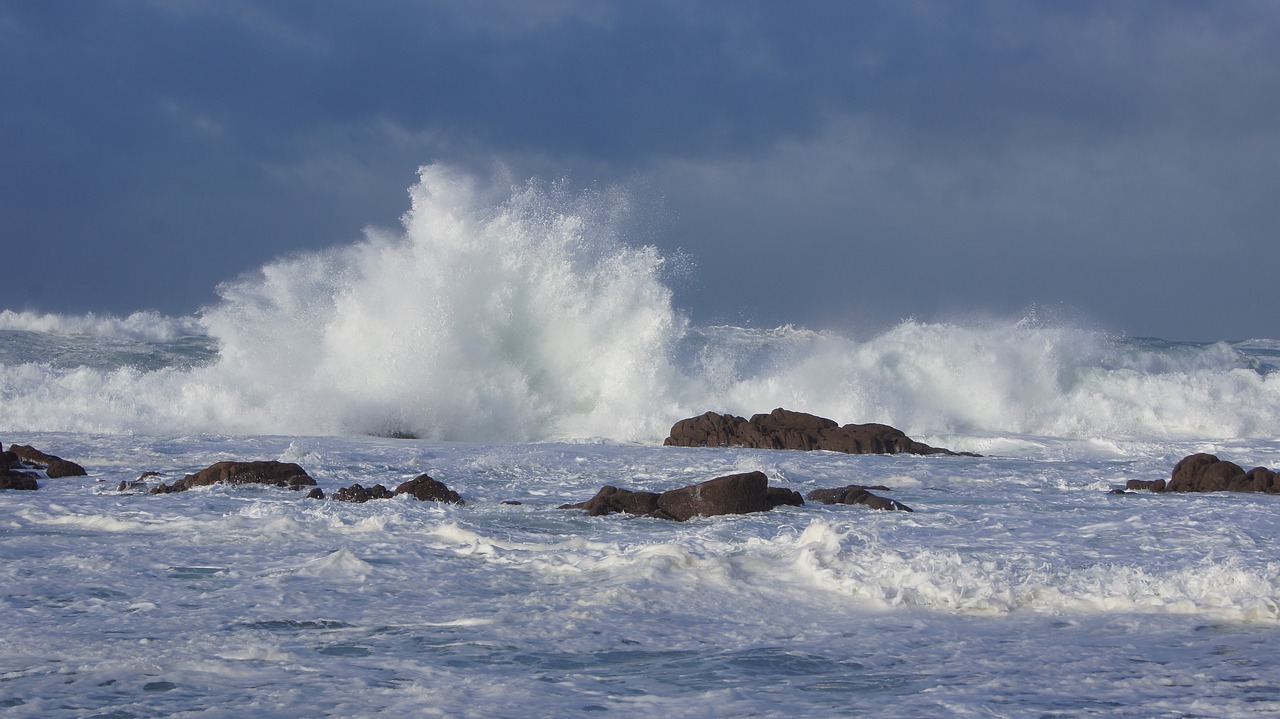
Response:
[560,472,805,521]
[559,485,662,517]
[2,448,43,489]
[806,485,914,511]
[307,488,326,500]
[117,480,148,492]
[394,474,465,504]
[0,472,39,490]
[664,408,973,456]
[1162,453,1280,494]
[501,500,523,505]
[766,486,805,508]
[160,461,316,493]
[332,483,395,503]
[6,444,88,477]
[138,471,163,481]
[656,471,776,521]
[1124,479,1167,492]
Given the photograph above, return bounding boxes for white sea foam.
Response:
[1,164,1278,447]
[0,310,203,342]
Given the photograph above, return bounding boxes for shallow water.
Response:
[3,433,1278,718]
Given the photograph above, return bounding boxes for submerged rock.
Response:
[806,485,913,511]
[560,471,804,521]
[664,408,973,456]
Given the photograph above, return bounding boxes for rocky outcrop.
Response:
[1120,454,1279,495]
[1,446,40,491]
[150,461,316,494]
[664,408,972,456]
[7,444,87,478]
[560,471,803,521]
[806,485,914,511]
[2,441,89,489]
[394,474,465,504]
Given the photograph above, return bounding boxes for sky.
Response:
[2,0,1278,341]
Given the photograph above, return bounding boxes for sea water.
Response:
[2,165,1279,717]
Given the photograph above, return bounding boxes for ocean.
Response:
[2,165,1279,717]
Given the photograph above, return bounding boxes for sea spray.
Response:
[200,164,688,440]
[1,164,1279,444]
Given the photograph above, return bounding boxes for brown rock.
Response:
[806,485,914,511]
[394,474,465,504]
[0,471,39,491]
[164,461,316,493]
[332,483,395,503]
[655,471,774,521]
[560,472,805,521]
[558,485,661,517]
[1165,453,1279,494]
[6,444,87,477]
[1126,475,1167,491]
[664,408,971,456]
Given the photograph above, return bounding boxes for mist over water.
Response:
[1,164,1278,445]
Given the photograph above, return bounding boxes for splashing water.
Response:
[1,164,1278,444]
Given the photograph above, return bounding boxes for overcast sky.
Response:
[3,0,1278,341]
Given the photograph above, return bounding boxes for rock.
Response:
[307,488,326,500]
[1137,454,1280,494]
[5,444,88,477]
[560,471,805,521]
[559,485,662,517]
[806,485,913,511]
[332,483,395,503]
[394,474,465,504]
[117,480,148,492]
[656,471,781,521]
[664,408,973,456]
[501,500,523,506]
[1167,453,1277,494]
[155,461,317,493]
[0,470,39,491]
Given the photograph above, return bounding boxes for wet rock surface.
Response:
[664,408,973,456]
[561,471,804,521]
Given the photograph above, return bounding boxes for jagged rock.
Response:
[151,460,316,493]
[332,483,395,503]
[394,474,465,504]
[6,444,87,477]
[664,408,973,456]
[1124,479,1166,492]
[806,485,913,511]
[560,471,804,521]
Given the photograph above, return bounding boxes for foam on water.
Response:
[1,163,1279,448]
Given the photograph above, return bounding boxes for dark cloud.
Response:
[2,0,1278,339]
